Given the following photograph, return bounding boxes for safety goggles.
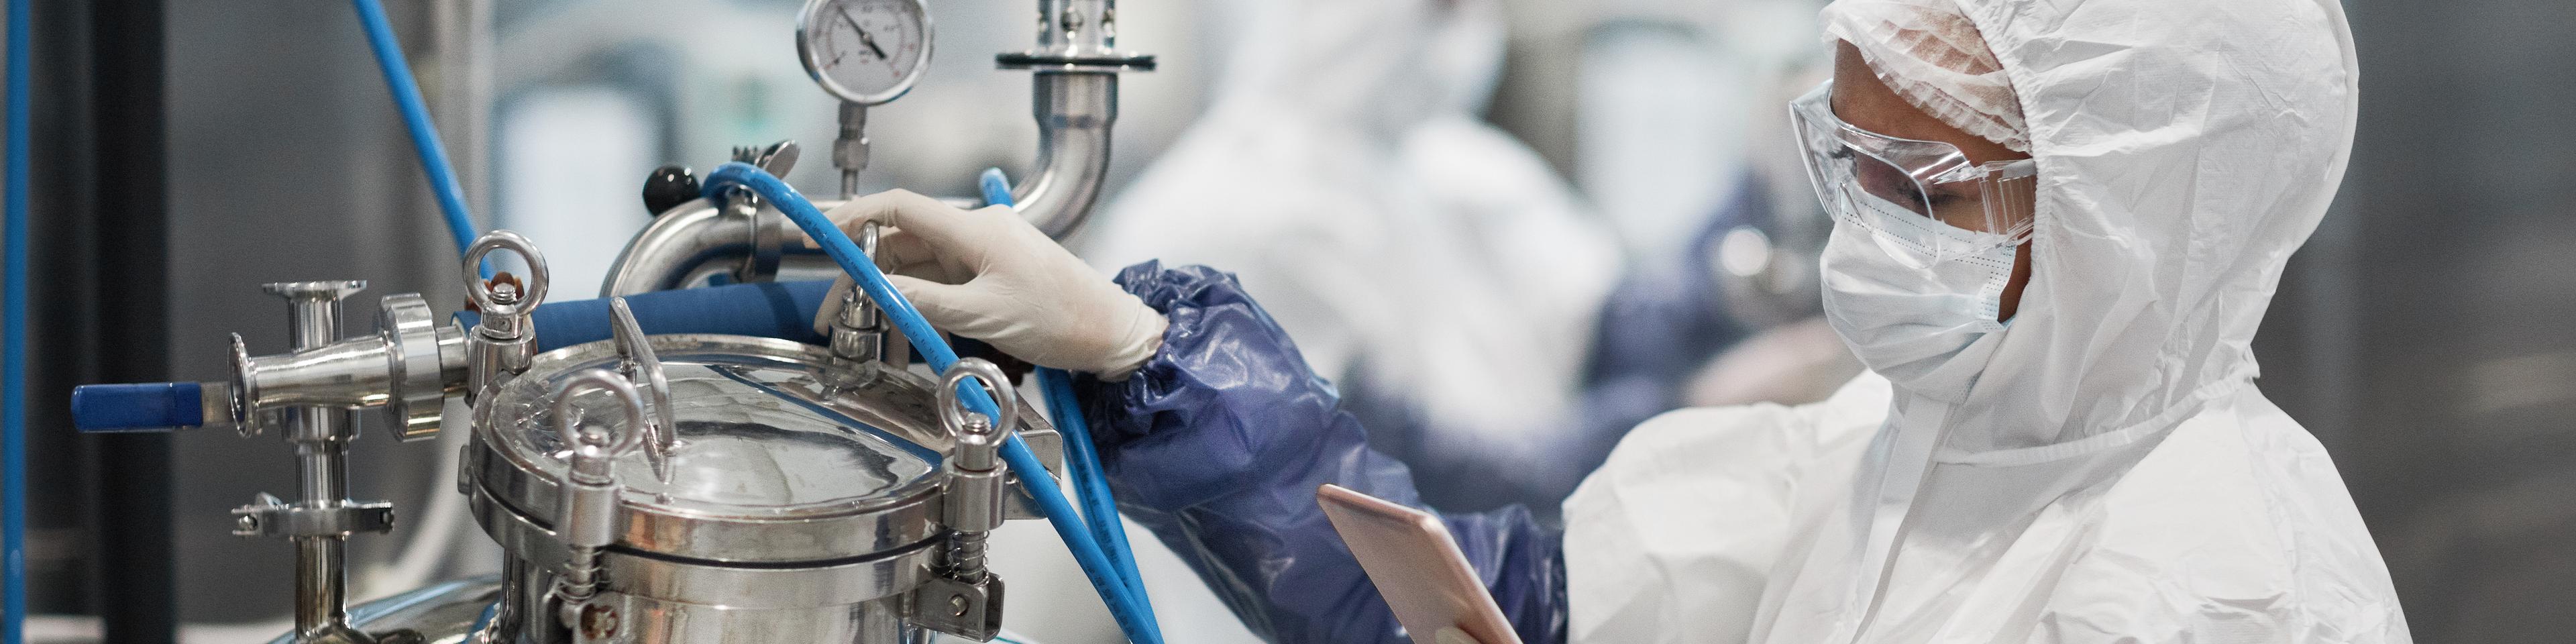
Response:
[1790,82,2035,262]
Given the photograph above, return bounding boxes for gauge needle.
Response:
[840,8,890,60]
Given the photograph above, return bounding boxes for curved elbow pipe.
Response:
[604,38,1134,296]
[600,76,1122,297]
[1011,72,1118,239]
[599,197,827,297]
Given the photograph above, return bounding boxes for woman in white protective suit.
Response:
[811,0,2410,641]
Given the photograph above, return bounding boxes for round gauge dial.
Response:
[796,0,932,105]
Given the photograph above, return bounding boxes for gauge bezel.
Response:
[794,0,934,105]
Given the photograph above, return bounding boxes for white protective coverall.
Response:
[1080,0,1624,474]
[1562,0,2412,642]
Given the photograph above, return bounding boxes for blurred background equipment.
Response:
[3,0,2574,642]
[1077,0,1634,515]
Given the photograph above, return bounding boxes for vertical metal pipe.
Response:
[292,539,347,639]
[272,284,361,639]
[835,103,866,199]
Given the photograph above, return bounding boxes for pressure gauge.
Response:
[796,0,932,105]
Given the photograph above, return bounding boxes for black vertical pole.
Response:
[87,0,175,640]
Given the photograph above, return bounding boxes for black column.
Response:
[85,0,175,640]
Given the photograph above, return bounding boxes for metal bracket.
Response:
[910,574,1006,641]
[231,494,396,538]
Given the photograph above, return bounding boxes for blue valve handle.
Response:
[70,382,205,432]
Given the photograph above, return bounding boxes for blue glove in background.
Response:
[1079,262,1567,644]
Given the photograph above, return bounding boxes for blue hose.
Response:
[4,0,30,637]
[350,0,485,276]
[701,164,1163,644]
[1036,369,1155,623]
[981,168,1155,628]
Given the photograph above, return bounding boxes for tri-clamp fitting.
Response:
[912,358,1015,641]
[545,369,649,644]
[217,284,466,441]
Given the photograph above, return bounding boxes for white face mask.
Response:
[1818,193,2017,400]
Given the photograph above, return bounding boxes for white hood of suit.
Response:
[1936,0,2357,461]
[1564,0,2408,642]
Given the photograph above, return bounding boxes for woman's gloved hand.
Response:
[810,189,1166,379]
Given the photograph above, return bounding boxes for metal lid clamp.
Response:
[912,358,1015,641]
[828,223,900,365]
[724,142,796,286]
[545,369,649,644]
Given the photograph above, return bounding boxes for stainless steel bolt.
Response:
[580,604,619,639]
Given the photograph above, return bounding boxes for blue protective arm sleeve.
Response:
[1078,262,1568,644]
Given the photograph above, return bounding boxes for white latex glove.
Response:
[810,190,1166,380]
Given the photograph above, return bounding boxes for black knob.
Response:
[641,165,700,216]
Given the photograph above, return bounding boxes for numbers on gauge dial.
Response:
[800,0,928,104]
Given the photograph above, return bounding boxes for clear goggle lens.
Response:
[1791,83,2034,262]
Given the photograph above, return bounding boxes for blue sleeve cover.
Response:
[1078,262,1567,644]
